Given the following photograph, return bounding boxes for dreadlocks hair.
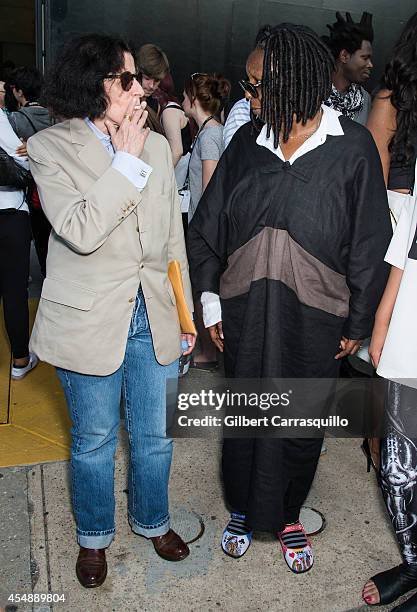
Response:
[254,24,272,49]
[322,12,374,60]
[261,24,335,148]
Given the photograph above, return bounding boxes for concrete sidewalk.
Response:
[0,374,404,612]
[1,224,404,612]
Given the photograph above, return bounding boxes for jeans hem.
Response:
[128,513,170,537]
[77,530,115,549]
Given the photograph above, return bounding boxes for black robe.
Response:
[187,118,392,530]
[188,118,391,377]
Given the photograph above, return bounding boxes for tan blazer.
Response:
[27,118,193,375]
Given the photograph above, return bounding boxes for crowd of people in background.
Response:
[1,8,417,608]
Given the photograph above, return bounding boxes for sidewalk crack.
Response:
[40,464,53,611]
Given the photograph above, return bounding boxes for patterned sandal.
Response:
[278,522,314,573]
[221,512,253,559]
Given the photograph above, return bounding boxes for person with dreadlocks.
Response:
[187,23,391,572]
[322,11,374,125]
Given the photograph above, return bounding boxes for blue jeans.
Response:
[57,289,178,548]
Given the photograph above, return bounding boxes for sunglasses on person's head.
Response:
[190,72,209,80]
[104,71,140,92]
[239,79,262,98]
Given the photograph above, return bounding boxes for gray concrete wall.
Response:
[45,0,416,100]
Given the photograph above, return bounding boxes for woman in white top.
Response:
[362,12,417,611]
[0,109,38,379]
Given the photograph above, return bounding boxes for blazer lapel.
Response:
[134,140,153,232]
[70,118,112,178]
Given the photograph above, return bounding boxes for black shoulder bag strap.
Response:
[160,103,184,114]
[182,115,213,190]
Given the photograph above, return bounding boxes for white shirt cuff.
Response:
[112,152,152,190]
[201,291,222,327]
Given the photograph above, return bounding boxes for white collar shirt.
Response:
[256,104,344,164]
[84,117,114,155]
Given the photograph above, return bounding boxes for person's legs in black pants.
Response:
[283,437,324,524]
[221,438,255,557]
[222,438,256,515]
[0,211,31,362]
[235,437,322,532]
[30,208,51,278]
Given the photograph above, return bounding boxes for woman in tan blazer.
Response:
[27,33,195,588]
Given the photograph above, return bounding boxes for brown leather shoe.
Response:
[76,547,107,588]
[151,529,190,561]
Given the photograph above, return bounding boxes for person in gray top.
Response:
[182,72,230,370]
[182,73,230,222]
[8,67,52,139]
[188,124,224,220]
[322,11,374,125]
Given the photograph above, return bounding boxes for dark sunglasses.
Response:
[238,79,262,98]
[104,71,140,92]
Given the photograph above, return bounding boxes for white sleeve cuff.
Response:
[201,291,222,327]
[112,152,152,190]
[385,199,415,271]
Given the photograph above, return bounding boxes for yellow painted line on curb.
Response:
[0,299,71,467]
[11,423,70,450]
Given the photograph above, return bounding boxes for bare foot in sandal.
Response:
[362,579,380,605]
[362,564,417,607]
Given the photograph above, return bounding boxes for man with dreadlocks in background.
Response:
[322,11,374,125]
[187,23,391,572]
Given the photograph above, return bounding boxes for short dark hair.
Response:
[137,44,169,81]
[3,82,18,112]
[42,33,134,119]
[262,24,334,147]
[9,66,44,102]
[322,12,374,60]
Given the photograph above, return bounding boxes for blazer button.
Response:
[128,297,135,303]
[136,226,139,232]
[140,264,144,269]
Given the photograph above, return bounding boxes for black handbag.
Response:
[0,145,32,190]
